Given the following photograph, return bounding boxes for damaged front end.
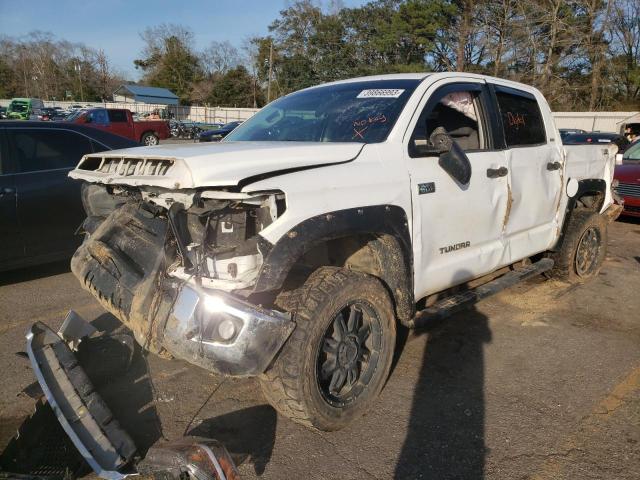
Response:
[70,183,294,377]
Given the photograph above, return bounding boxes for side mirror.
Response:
[427,127,472,185]
[84,116,92,124]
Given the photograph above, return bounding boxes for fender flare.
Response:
[253,205,415,322]
[552,178,607,251]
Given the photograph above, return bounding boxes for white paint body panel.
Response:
[69,72,616,302]
[70,141,364,188]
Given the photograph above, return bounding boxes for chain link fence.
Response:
[0,99,259,124]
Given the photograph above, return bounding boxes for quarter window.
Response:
[11,129,93,173]
[495,90,546,147]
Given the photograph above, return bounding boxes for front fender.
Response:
[252,204,415,322]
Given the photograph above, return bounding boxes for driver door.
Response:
[406,80,511,299]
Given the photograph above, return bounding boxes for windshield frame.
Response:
[225,79,421,144]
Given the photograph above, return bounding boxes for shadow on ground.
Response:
[394,304,491,480]
[85,314,165,456]
[189,405,277,475]
[0,260,70,287]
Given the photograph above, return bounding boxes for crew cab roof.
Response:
[308,72,545,99]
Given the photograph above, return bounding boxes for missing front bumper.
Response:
[162,285,295,376]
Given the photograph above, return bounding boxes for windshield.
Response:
[225,80,420,143]
[9,102,28,113]
[623,140,640,160]
[65,109,86,121]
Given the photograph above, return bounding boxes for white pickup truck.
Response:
[26,72,622,476]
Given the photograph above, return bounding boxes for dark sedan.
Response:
[559,128,586,141]
[197,121,242,142]
[562,132,630,152]
[0,122,139,272]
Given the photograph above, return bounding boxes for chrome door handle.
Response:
[486,166,508,178]
[547,161,562,171]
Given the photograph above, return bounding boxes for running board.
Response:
[409,258,554,329]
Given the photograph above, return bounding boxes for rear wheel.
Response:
[141,132,159,146]
[548,209,607,282]
[259,267,396,431]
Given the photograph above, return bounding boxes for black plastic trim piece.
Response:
[252,205,415,321]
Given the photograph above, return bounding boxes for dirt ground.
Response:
[0,217,638,480]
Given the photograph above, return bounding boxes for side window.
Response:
[410,88,486,156]
[88,109,109,124]
[11,129,93,173]
[495,90,546,147]
[108,110,128,122]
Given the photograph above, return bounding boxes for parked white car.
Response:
[27,72,621,476]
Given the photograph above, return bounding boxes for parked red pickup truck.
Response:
[68,108,170,145]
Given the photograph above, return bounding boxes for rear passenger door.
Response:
[491,85,564,261]
[107,110,133,140]
[0,128,24,265]
[8,128,92,260]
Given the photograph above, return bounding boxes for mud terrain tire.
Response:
[259,267,396,431]
[548,209,607,282]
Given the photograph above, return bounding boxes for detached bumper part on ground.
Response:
[26,317,241,480]
[26,322,136,480]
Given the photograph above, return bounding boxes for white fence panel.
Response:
[552,112,637,133]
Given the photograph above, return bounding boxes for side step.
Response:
[409,258,554,329]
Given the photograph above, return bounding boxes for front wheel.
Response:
[141,132,159,146]
[259,267,396,431]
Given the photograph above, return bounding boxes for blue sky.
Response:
[0,0,368,80]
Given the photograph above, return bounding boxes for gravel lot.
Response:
[0,217,638,480]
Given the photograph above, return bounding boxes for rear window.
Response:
[108,110,128,122]
[495,89,546,147]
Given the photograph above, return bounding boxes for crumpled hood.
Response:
[69,141,365,189]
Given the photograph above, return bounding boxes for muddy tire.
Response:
[259,267,396,431]
[548,209,607,282]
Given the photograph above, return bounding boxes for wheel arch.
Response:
[553,178,607,252]
[140,130,158,142]
[253,205,415,323]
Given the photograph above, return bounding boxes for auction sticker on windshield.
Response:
[357,89,405,98]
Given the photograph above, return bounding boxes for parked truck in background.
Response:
[67,107,170,145]
[6,98,45,120]
[26,72,621,478]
